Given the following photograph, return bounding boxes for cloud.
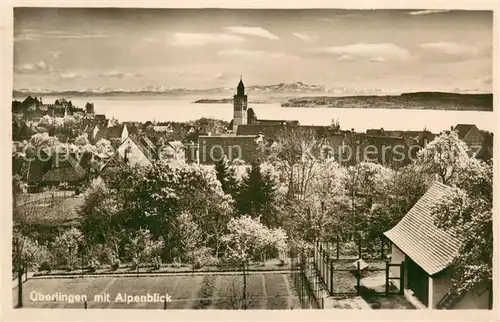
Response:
[420,42,482,56]
[14,58,140,81]
[14,36,37,42]
[215,72,229,80]
[311,43,411,61]
[177,70,201,79]
[14,60,53,74]
[337,54,354,62]
[51,34,108,39]
[218,48,298,60]
[224,26,279,40]
[370,57,386,63]
[408,9,451,16]
[169,32,245,47]
[15,30,108,41]
[48,51,61,59]
[292,32,316,42]
[58,72,82,79]
[99,70,141,79]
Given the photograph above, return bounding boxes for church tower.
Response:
[232,76,248,133]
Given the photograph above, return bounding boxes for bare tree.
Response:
[270,127,327,201]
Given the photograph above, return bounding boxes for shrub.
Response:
[153,256,162,270]
[192,276,216,309]
[191,247,219,269]
[38,261,52,272]
[88,257,100,272]
[131,258,139,270]
[111,256,120,271]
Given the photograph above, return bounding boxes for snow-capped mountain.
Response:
[13,81,329,97]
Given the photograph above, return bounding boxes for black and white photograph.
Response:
[7,4,495,313]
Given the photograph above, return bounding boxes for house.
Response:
[24,158,52,192]
[232,107,299,128]
[452,124,484,155]
[94,124,129,143]
[384,181,492,309]
[343,133,410,166]
[366,128,436,144]
[101,134,154,171]
[236,124,335,142]
[22,149,89,191]
[198,135,261,165]
[94,114,108,128]
[83,124,100,143]
[159,141,186,162]
[320,134,347,160]
[153,124,173,133]
[85,102,95,114]
[184,142,199,163]
[236,124,287,140]
[39,154,87,187]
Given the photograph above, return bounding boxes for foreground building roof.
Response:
[384,181,461,276]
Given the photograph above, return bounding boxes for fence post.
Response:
[356,261,360,295]
[336,236,340,260]
[326,253,330,291]
[358,236,362,259]
[330,261,334,294]
[84,300,87,309]
[400,261,405,294]
[315,243,318,269]
[380,238,384,260]
[322,248,325,282]
[385,261,389,295]
[164,297,167,309]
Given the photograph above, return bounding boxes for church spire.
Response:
[237,74,245,96]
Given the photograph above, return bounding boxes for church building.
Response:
[232,76,248,133]
[229,77,299,133]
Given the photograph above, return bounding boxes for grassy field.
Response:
[14,273,300,310]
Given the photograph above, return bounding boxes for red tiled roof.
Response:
[384,181,460,275]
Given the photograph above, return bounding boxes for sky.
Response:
[13,8,493,93]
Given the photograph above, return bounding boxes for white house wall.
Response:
[117,137,151,166]
[390,244,407,289]
[431,272,454,308]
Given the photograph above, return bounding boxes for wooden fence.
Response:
[16,190,76,206]
[314,241,404,297]
[290,253,324,309]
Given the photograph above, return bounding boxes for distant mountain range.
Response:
[13,82,338,97]
[12,82,493,111]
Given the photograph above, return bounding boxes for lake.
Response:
[21,96,496,133]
